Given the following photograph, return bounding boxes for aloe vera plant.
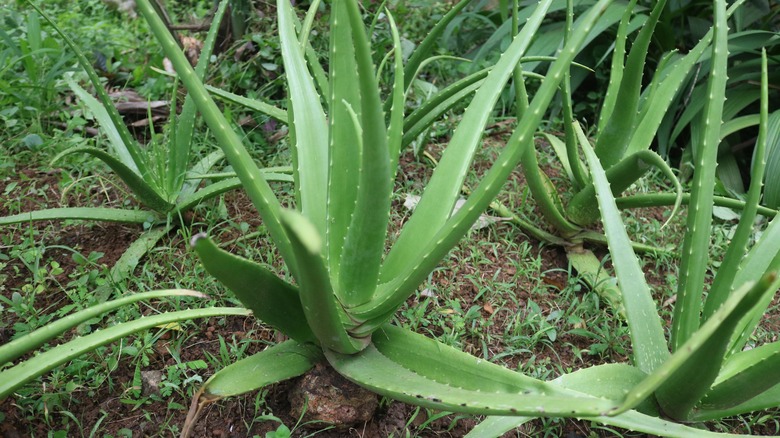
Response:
[1,1,290,288]
[5,1,777,436]
[479,0,780,315]
[130,0,780,436]
[472,7,780,436]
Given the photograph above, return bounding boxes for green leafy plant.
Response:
[0,288,249,399]
[135,0,780,435]
[0,8,74,143]
[477,0,779,315]
[472,14,780,438]
[6,1,778,435]
[0,1,290,289]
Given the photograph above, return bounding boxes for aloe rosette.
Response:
[131,0,780,436]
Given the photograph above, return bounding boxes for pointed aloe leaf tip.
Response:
[190,231,209,248]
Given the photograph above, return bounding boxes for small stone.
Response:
[289,364,378,430]
[140,370,163,396]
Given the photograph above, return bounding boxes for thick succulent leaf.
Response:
[569,149,682,227]
[697,338,780,414]
[352,0,615,326]
[693,376,780,422]
[594,0,667,169]
[579,131,669,374]
[728,216,780,354]
[671,84,759,156]
[0,289,205,366]
[595,0,637,132]
[297,0,321,49]
[623,0,736,157]
[191,233,315,343]
[0,207,156,225]
[702,51,770,320]
[542,133,574,183]
[137,0,298,277]
[173,175,292,217]
[53,146,173,212]
[66,78,140,175]
[565,248,625,317]
[616,192,778,218]
[763,110,780,209]
[622,275,778,421]
[205,85,288,123]
[182,341,320,438]
[198,339,322,399]
[279,210,366,354]
[167,0,230,196]
[333,1,393,307]
[385,10,405,171]
[325,0,362,288]
[179,149,225,199]
[671,0,730,350]
[379,0,555,285]
[401,69,488,148]
[0,306,249,399]
[472,369,747,438]
[106,225,171,289]
[326,325,621,417]
[29,3,149,180]
[278,0,328,235]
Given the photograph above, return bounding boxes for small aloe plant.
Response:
[1,1,290,288]
[488,0,779,315]
[473,4,780,435]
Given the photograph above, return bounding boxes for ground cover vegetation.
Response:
[1,0,780,436]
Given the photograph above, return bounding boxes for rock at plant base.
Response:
[140,370,163,396]
[288,363,378,429]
